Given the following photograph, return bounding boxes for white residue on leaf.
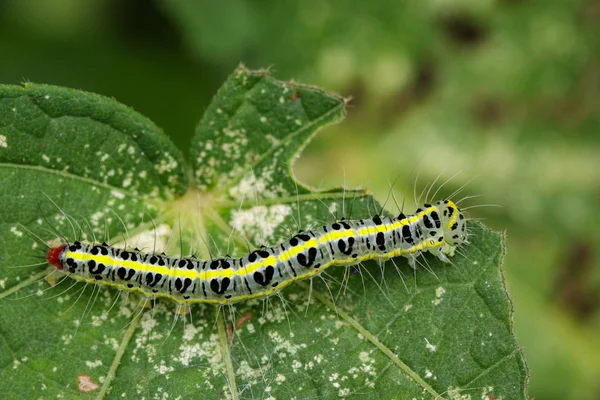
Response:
[10,226,23,237]
[231,204,291,244]
[328,202,338,214]
[0,135,7,148]
[90,313,107,327]
[349,350,377,389]
[481,386,496,400]
[221,141,242,160]
[61,334,73,346]
[153,360,174,375]
[175,332,222,370]
[85,360,103,369]
[183,323,201,341]
[122,175,132,188]
[446,387,479,400]
[267,330,306,358]
[103,337,119,351]
[110,190,125,200]
[436,286,446,297]
[154,152,178,174]
[424,338,437,352]
[359,352,370,362]
[264,134,280,147]
[228,174,266,200]
[291,360,302,372]
[236,360,265,384]
[140,314,158,334]
[433,286,446,305]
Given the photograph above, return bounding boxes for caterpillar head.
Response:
[438,200,468,246]
[47,244,67,270]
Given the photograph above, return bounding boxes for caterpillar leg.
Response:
[436,251,451,264]
[427,244,454,264]
[426,246,448,263]
[407,256,417,269]
[442,243,456,257]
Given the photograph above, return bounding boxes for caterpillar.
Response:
[45,199,467,305]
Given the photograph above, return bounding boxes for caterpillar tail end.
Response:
[47,244,67,270]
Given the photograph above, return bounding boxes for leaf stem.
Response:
[217,308,239,400]
[0,269,49,300]
[95,304,143,400]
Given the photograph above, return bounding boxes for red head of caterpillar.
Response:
[44,199,469,305]
[47,243,67,270]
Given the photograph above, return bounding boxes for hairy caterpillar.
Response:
[45,199,467,305]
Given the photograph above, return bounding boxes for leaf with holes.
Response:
[0,66,528,399]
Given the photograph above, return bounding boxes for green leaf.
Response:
[0,67,528,399]
[191,65,346,196]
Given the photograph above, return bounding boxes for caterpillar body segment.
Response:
[46,200,467,305]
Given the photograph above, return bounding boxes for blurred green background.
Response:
[1,0,598,398]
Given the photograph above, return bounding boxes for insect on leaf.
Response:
[0,66,528,399]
